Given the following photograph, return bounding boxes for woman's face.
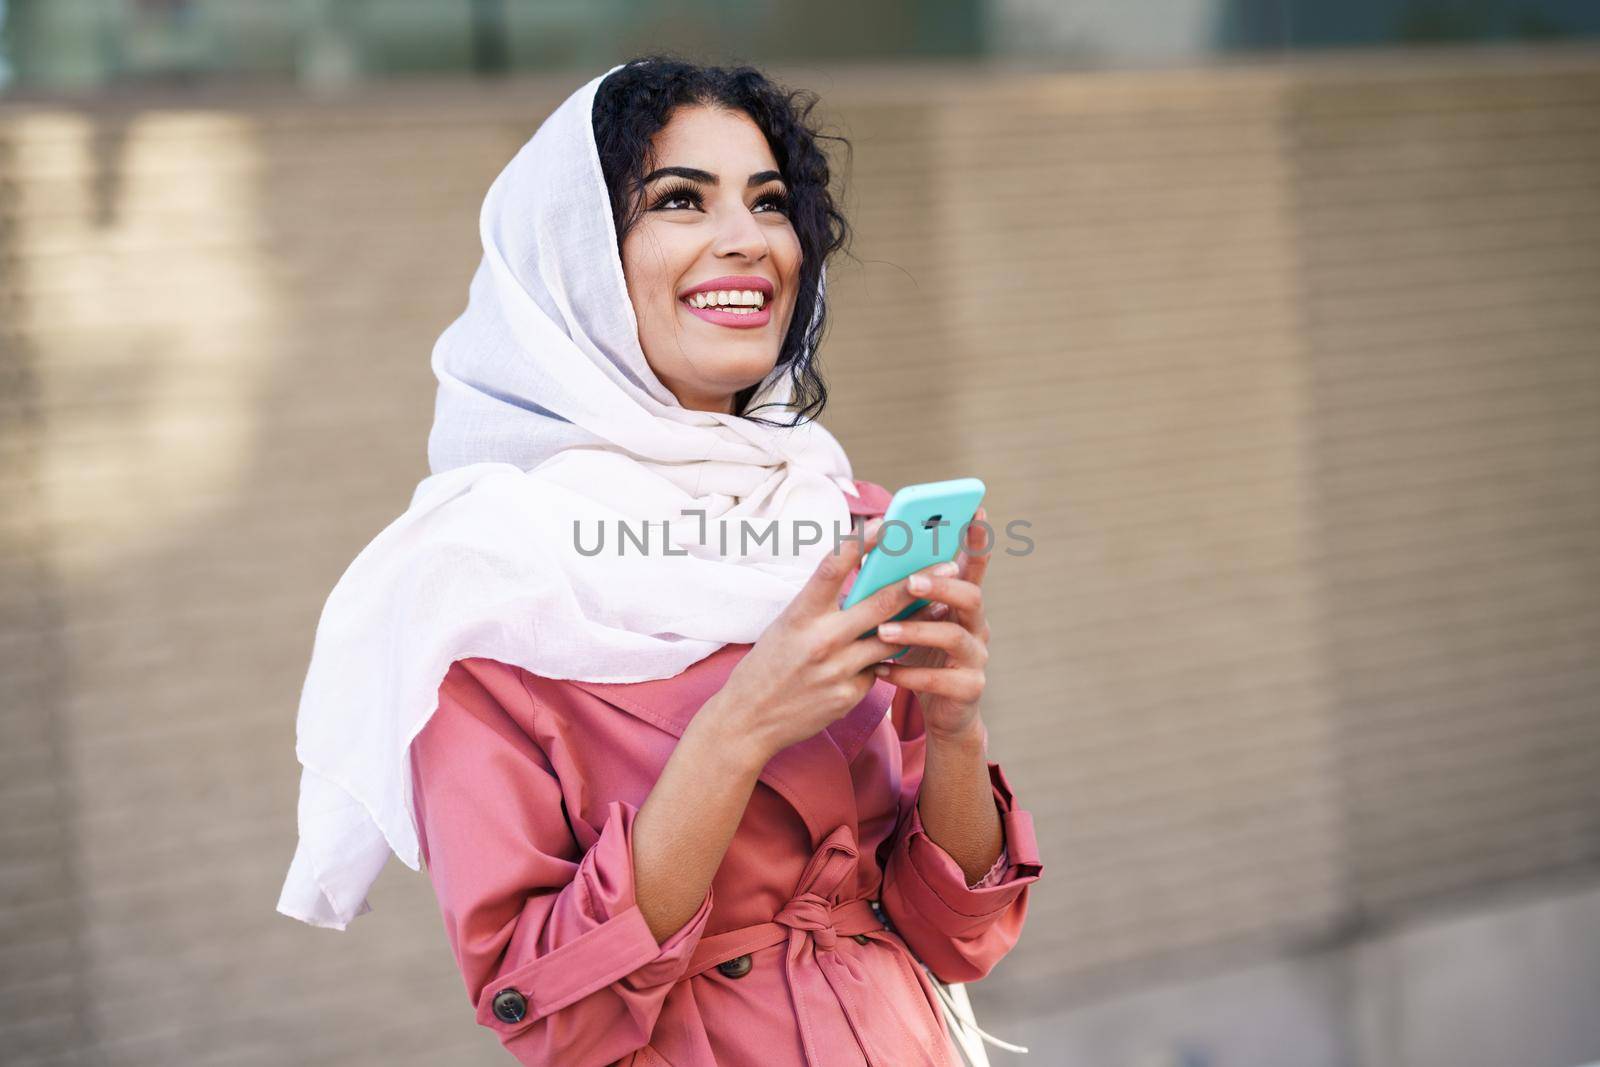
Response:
[620,104,802,414]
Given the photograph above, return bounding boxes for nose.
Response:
[713,202,770,263]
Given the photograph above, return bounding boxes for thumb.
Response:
[793,515,871,616]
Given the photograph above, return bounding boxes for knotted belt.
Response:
[684,825,954,1067]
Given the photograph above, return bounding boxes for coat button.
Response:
[491,988,527,1023]
[716,954,753,978]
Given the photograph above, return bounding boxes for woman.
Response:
[277,55,1041,1067]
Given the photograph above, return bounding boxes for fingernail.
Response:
[933,561,959,577]
[907,574,929,593]
[873,664,890,676]
[928,602,948,618]
[865,518,883,539]
[878,622,901,637]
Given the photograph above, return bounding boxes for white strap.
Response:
[931,977,1030,1060]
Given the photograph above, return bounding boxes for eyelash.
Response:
[649,182,790,216]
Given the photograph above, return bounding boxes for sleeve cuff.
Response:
[896,761,1043,934]
[474,800,714,1036]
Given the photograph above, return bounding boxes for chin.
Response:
[709,349,782,386]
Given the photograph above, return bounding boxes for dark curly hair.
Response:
[592,54,853,427]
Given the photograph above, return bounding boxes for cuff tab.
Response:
[474,903,660,1032]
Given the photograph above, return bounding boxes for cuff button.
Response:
[491,988,527,1023]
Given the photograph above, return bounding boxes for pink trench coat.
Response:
[407,480,1044,1067]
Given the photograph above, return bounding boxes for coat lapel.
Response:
[567,479,898,848]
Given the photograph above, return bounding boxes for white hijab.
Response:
[276,61,860,930]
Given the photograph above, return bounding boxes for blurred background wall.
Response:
[2,3,1599,1066]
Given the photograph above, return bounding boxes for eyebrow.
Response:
[640,165,784,187]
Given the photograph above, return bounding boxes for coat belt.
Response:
[685,895,882,976]
[680,825,955,1067]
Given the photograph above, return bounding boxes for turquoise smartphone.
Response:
[840,477,986,657]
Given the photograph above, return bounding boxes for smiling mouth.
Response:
[679,293,773,329]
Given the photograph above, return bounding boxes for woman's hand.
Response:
[864,507,993,744]
[705,517,936,766]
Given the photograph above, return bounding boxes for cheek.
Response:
[620,229,686,317]
[768,234,803,299]
[776,227,802,270]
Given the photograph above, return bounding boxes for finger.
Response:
[857,516,896,575]
[789,516,874,617]
[889,591,949,626]
[873,619,986,669]
[833,517,890,614]
[870,663,986,705]
[869,604,948,653]
[959,507,994,588]
[882,583,957,669]
[908,573,988,641]
[833,557,959,639]
[825,517,886,614]
[842,629,914,675]
[869,604,946,671]
[901,574,984,629]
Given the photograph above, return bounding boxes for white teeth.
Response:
[687,288,766,309]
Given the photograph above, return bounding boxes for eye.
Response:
[754,189,791,215]
[649,182,703,211]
